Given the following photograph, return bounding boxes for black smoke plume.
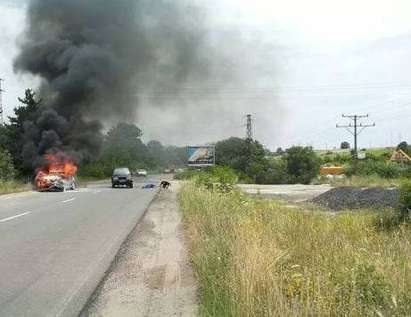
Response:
[14,0,209,169]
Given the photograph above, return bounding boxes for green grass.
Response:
[180,183,411,316]
[0,180,30,195]
[318,175,405,188]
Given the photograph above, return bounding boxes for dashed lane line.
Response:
[0,212,31,223]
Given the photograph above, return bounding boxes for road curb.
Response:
[57,187,161,317]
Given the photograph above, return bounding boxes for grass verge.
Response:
[179,183,411,316]
[319,175,404,188]
[0,180,30,195]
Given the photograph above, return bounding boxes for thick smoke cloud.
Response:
[14,0,210,168]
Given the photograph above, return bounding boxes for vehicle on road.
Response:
[35,172,76,192]
[135,169,147,177]
[112,167,134,188]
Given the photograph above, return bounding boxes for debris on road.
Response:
[142,183,156,189]
[311,186,400,211]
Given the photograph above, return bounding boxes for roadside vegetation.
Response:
[1,89,410,190]
[0,180,30,195]
[321,175,406,188]
[0,148,29,194]
[0,89,187,185]
[177,138,320,185]
[319,147,411,187]
[180,173,411,316]
[179,138,410,187]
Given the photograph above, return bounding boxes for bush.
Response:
[174,168,201,180]
[285,146,320,184]
[346,160,403,179]
[399,181,411,220]
[340,141,350,149]
[0,149,16,180]
[195,166,238,193]
[78,162,110,178]
[255,158,288,184]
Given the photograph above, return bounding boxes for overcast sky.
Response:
[1,0,411,150]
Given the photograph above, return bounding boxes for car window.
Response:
[113,168,130,175]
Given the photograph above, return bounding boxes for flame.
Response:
[42,153,78,177]
[35,152,78,190]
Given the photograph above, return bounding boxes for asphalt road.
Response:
[0,176,160,317]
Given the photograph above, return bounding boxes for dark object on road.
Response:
[160,181,171,189]
[311,186,400,211]
[112,167,133,188]
[142,184,156,189]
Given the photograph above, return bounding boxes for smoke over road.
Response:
[14,0,215,168]
[14,0,282,170]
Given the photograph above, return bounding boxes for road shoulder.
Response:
[83,181,198,317]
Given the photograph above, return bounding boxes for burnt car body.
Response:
[112,167,133,188]
[35,172,76,192]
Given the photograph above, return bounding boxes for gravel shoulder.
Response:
[83,181,198,317]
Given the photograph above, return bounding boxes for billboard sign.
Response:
[187,146,215,167]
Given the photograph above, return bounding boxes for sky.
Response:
[1,0,411,150]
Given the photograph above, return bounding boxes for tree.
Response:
[0,149,16,180]
[164,145,188,167]
[397,141,410,155]
[275,147,285,156]
[215,137,267,182]
[340,141,350,149]
[2,89,41,175]
[147,140,166,168]
[285,146,320,184]
[101,122,150,169]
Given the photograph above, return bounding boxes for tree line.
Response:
[0,89,187,179]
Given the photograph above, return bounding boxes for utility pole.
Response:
[336,114,375,170]
[0,78,4,125]
[246,114,253,141]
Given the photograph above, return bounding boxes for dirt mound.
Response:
[311,187,399,211]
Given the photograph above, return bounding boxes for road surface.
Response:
[238,184,332,202]
[0,177,160,317]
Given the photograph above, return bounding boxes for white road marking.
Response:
[61,198,76,203]
[0,212,31,223]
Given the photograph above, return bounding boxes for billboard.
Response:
[187,146,215,167]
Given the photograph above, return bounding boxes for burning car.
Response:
[35,153,78,192]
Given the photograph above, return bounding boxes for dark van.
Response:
[111,167,133,188]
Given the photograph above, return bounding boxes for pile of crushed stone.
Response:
[311,187,400,211]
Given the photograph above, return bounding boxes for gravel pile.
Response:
[311,187,400,211]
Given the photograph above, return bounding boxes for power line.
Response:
[336,114,375,169]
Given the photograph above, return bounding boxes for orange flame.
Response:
[35,152,78,190]
[42,153,78,177]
